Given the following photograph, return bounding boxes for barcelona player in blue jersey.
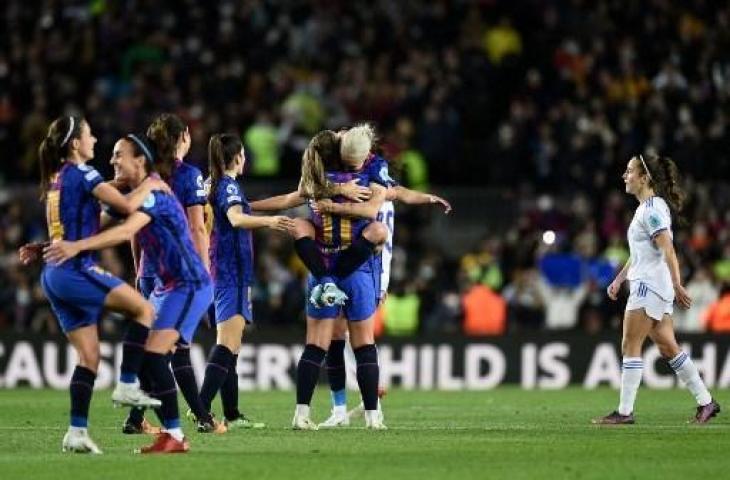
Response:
[45,132,213,454]
[123,113,215,434]
[29,117,166,454]
[195,133,294,429]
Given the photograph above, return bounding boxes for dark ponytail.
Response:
[208,133,243,202]
[643,153,686,226]
[38,116,81,199]
[146,113,186,181]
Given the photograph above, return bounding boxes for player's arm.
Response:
[43,212,151,265]
[92,176,169,215]
[186,205,210,271]
[391,186,451,213]
[654,231,692,308]
[249,190,306,212]
[226,205,295,233]
[316,184,387,220]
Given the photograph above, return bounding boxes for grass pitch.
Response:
[0,387,728,480]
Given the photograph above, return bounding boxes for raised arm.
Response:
[249,190,306,212]
[391,186,451,213]
[226,205,295,233]
[92,176,168,215]
[44,212,151,265]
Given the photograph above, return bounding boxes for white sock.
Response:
[69,426,86,434]
[166,427,184,442]
[332,405,346,417]
[669,351,712,406]
[295,404,310,418]
[618,357,643,415]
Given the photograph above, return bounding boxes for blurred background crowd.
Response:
[1,0,729,336]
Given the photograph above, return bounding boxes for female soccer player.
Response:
[124,113,212,434]
[45,132,213,454]
[197,133,294,428]
[288,126,389,430]
[594,154,720,424]
[33,117,164,454]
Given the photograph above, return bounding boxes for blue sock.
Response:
[69,366,96,428]
[120,322,149,384]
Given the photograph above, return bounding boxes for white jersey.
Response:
[376,200,395,297]
[626,196,674,302]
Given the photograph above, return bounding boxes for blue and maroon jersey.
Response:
[309,153,393,264]
[209,176,254,287]
[136,191,211,290]
[139,160,207,278]
[45,162,104,269]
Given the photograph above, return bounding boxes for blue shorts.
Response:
[214,284,253,325]
[137,276,158,299]
[150,283,213,344]
[41,265,124,333]
[306,261,379,321]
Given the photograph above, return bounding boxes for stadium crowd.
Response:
[1,0,729,335]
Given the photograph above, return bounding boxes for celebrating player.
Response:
[30,117,164,454]
[196,133,294,429]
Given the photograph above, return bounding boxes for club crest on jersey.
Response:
[648,214,661,229]
[143,193,156,209]
[226,184,238,194]
[379,165,394,184]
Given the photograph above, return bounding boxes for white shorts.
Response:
[626,281,673,321]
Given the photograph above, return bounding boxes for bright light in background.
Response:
[542,230,556,245]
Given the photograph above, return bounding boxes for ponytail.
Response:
[644,154,687,226]
[299,130,341,199]
[147,113,186,181]
[208,133,242,202]
[38,116,81,199]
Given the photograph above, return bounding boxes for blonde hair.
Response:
[340,123,375,167]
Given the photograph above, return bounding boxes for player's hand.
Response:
[429,194,452,214]
[269,215,296,233]
[43,241,81,265]
[339,179,371,202]
[674,284,692,309]
[19,242,46,265]
[313,199,334,215]
[606,279,622,301]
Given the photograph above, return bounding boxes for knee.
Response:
[293,219,315,240]
[363,222,388,245]
[138,302,155,327]
[76,347,100,371]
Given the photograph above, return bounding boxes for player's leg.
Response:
[593,306,652,424]
[292,297,337,430]
[63,324,103,454]
[649,314,720,423]
[319,317,350,427]
[103,281,161,408]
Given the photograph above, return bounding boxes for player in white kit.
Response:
[319,162,451,428]
[594,154,720,425]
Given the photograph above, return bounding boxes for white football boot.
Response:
[111,382,162,408]
[62,428,103,454]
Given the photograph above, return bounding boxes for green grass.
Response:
[0,387,728,480]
